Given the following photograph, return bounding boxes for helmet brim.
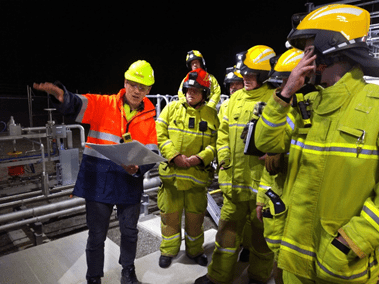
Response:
[341,48,379,77]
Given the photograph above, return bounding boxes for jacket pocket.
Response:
[158,162,175,184]
[263,205,288,259]
[316,222,369,283]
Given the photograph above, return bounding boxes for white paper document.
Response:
[86,141,166,166]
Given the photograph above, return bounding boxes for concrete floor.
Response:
[0,215,275,284]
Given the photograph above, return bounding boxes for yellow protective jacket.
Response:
[178,73,221,109]
[217,83,274,202]
[255,67,379,283]
[157,100,219,190]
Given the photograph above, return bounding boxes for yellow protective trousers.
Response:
[207,195,274,284]
[282,270,379,284]
[157,182,207,258]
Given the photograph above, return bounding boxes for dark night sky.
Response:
[0,0,337,125]
[1,1,339,93]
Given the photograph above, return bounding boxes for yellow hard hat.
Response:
[240,45,276,81]
[224,66,243,86]
[186,50,206,70]
[273,48,303,75]
[268,48,303,86]
[124,60,155,86]
[288,4,370,55]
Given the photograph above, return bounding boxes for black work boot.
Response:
[87,277,101,284]
[187,253,208,266]
[159,255,173,268]
[121,265,139,284]
[194,274,214,284]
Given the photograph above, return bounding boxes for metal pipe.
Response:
[143,176,161,189]
[143,186,160,193]
[66,124,86,148]
[0,188,73,210]
[0,184,74,204]
[22,137,49,196]
[0,197,85,224]
[0,176,160,225]
[22,126,47,132]
[0,205,86,233]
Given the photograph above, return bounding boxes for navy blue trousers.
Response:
[85,200,140,280]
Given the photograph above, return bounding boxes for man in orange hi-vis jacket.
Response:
[34,60,157,284]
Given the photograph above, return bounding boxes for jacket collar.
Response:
[313,66,365,115]
[117,88,155,114]
[244,83,273,100]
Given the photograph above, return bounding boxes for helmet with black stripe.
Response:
[287,4,379,76]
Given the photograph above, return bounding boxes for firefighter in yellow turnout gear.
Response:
[256,48,304,284]
[178,50,221,109]
[195,45,276,284]
[255,4,379,283]
[157,68,219,268]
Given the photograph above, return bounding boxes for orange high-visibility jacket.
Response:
[53,84,157,204]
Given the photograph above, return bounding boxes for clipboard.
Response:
[243,119,265,156]
[86,141,166,166]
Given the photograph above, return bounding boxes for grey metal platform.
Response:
[0,215,274,284]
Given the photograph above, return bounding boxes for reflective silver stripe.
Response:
[168,127,212,138]
[75,94,88,123]
[157,118,168,126]
[88,130,121,143]
[286,115,295,130]
[162,234,181,241]
[282,239,370,280]
[160,140,173,150]
[205,145,216,156]
[229,123,246,128]
[84,147,109,160]
[259,185,271,190]
[217,247,237,253]
[281,240,316,257]
[145,143,158,152]
[185,232,202,242]
[363,205,379,226]
[265,238,281,245]
[223,116,229,122]
[217,146,230,152]
[291,140,379,156]
[291,139,305,148]
[316,259,367,280]
[262,116,287,128]
[161,173,207,185]
[219,182,256,193]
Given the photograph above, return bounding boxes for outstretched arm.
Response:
[33,82,64,103]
